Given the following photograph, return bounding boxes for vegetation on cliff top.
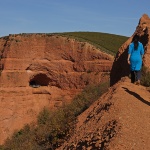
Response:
[1,31,128,56]
[57,32,128,55]
[141,66,150,87]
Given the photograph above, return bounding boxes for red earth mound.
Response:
[58,77,150,150]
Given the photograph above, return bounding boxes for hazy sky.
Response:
[0,0,150,37]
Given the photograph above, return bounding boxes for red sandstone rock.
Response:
[110,14,150,86]
[0,34,113,144]
[58,77,150,150]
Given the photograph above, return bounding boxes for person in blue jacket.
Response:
[127,34,144,85]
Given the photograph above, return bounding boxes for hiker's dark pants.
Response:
[130,70,141,83]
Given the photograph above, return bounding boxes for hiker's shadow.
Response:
[122,87,150,106]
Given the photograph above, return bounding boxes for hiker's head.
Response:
[133,34,139,50]
[133,34,139,42]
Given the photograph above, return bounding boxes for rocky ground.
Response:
[58,77,150,150]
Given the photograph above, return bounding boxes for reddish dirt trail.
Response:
[58,77,150,150]
[108,78,150,149]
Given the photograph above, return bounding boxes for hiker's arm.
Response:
[128,44,132,64]
[127,54,130,64]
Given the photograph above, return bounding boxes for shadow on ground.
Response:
[122,87,150,106]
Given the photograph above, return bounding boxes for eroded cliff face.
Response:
[0,34,113,144]
[110,14,150,86]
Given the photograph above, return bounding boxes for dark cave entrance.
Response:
[29,73,50,87]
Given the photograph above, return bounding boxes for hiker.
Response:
[127,34,144,85]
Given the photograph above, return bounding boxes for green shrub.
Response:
[38,107,51,125]
[3,124,41,150]
[0,145,4,150]
[69,81,109,117]
[141,66,150,87]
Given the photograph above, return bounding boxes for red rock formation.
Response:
[110,14,150,86]
[0,34,113,144]
[58,77,150,150]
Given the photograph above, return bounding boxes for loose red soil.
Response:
[58,77,150,150]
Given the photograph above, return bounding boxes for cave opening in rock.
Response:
[29,73,50,87]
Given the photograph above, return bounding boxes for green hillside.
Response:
[57,32,129,56]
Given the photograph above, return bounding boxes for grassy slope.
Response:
[57,32,129,56]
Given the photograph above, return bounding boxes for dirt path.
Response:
[58,77,150,150]
[108,78,150,149]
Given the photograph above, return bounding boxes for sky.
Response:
[0,0,150,37]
